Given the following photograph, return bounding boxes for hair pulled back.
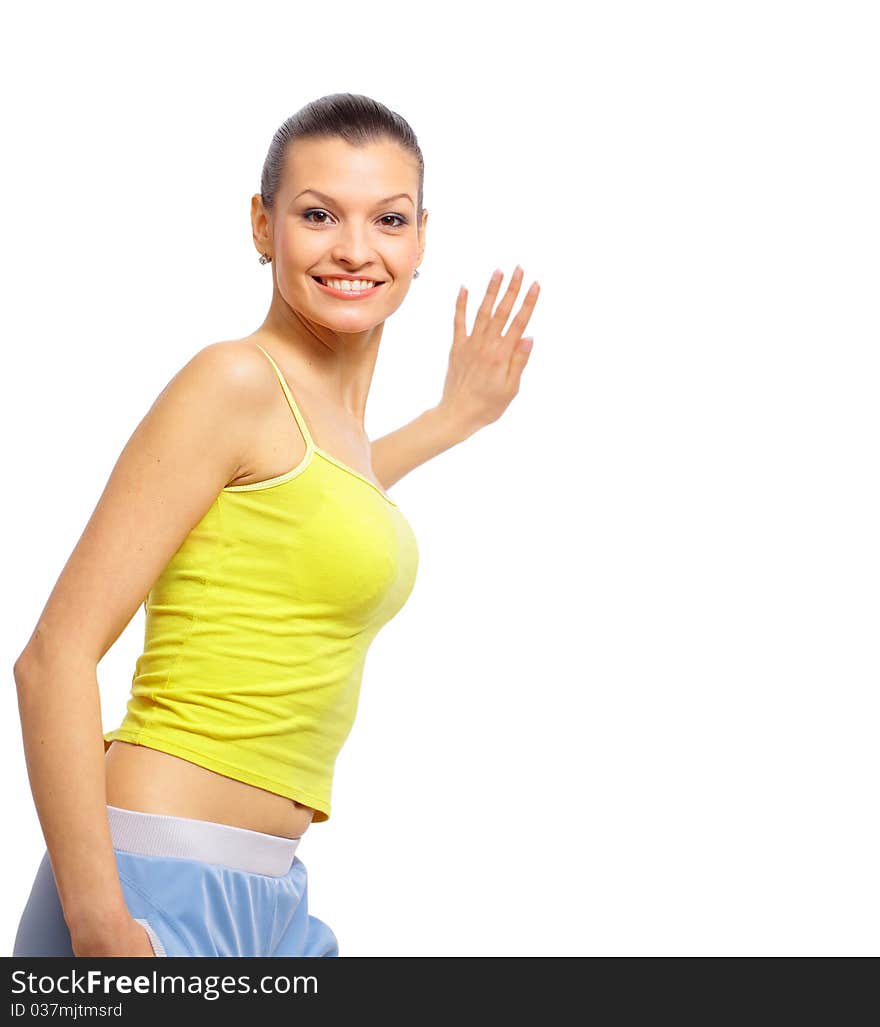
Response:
[260,93,424,219]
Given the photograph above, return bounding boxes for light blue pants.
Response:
[13,805,338,958]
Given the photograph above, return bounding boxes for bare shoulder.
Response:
[199,337,290,407]
[12,338,275,673]
[166,337,275,405]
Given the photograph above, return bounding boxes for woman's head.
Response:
[253,93,428,332]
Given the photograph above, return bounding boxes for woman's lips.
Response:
[311,277,386,299]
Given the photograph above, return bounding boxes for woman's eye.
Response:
[380,214,408,228]
[303,209,333,224]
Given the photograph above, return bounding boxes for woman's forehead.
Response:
[282,137,418,195]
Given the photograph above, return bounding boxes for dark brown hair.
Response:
[260,93,424,219]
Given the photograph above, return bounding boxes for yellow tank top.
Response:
[103,344,419,822]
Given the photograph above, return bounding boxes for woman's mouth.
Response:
[311,276,387,299]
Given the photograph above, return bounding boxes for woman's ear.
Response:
[251,193,272,259]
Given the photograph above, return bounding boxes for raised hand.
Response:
[438,265,540,437]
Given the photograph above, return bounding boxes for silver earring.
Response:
[413,268,420,278]
[259,253,272,265]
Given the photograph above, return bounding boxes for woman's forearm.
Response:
[371,405,473,491]
[14,654,131,943]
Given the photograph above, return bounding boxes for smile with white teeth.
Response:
[315,277,383,292]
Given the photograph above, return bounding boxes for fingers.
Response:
[463,267,541,349]
[505,279,541,341]
[471,268,504,340]
[491,265,527,331]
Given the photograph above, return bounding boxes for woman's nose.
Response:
[330,226,374,266]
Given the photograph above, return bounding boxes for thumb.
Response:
[507,337,534,389]
[518,336,534,356]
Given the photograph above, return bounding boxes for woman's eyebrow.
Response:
[293,188,414,207]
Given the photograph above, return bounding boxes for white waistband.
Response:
[106,805,301,877]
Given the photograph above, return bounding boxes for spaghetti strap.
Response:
[253,344,316,451]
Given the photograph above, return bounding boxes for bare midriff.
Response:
[104,741,316,840]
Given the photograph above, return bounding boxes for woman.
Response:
[12,93,539,958]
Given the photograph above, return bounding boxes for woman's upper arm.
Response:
[15,341,259,674]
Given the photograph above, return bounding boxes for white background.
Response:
[2,0,878,957]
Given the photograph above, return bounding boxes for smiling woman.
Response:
[12,91,539,960]
[254,118,428,328]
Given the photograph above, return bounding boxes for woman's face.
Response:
[259,136,426,333]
